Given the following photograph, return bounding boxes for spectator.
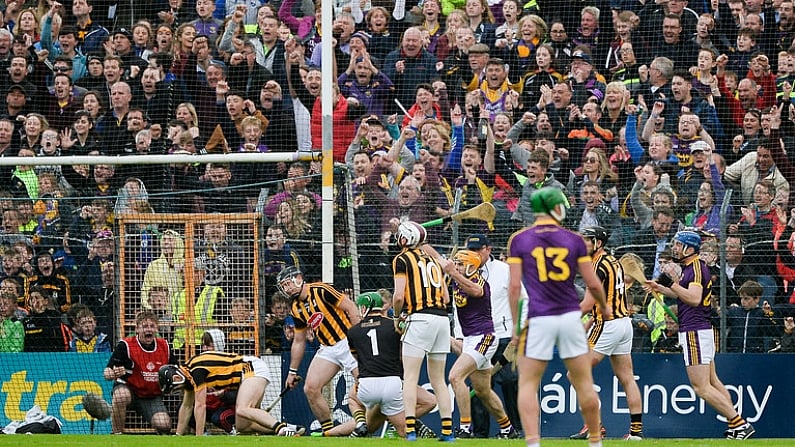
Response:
[0,291,24,352]
[726,280,779,352]
[626,206,677,279]
[383,27,438,115]
[68,306,111,352]
[227,296,255,354]
[25,250,72,313]
[22,286,66,352]
[72,0,109,55]
[652,305,682,353]
[781,315,795,352]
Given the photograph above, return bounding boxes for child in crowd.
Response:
[68,306,111,352]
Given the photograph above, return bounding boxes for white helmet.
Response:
[396,221,427,249]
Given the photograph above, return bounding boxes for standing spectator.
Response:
[726,280,779,352]
[72,0,109,55]
[383,27,438,114]
[190,0,223,49]
[24,250,72,314]
[104,310,174,434]
[141,229,184,310]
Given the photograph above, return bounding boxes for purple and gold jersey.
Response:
[507,223,591,318]
[677,256,713,332]
[453,275,494,337]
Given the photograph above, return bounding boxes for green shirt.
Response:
[0,318,25,352]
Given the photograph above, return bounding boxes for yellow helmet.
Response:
[453,250,483,278]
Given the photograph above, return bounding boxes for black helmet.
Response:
[581,226,610,246]
[276,265,304,297]
[158,364,186,393]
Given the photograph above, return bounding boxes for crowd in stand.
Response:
[2,0,795,354]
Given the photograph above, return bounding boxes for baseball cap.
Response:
[571,49,592,64]
[468,43,490,54]
[371,150,388,158]
[465,234,491,250]
[689,140,709,153]
[113,28,133,40]
[7,84,27,96]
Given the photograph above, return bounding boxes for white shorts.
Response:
[589,317,634,356]
[461,334,498,370]
[357,376,404,416]
[520,311,589,361]
[402,313,451,356]
[315,338,359,372]
[679,328,716,367]
[243,356,273,384]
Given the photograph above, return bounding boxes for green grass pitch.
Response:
[0,436,791,446]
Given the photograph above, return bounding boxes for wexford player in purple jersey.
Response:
[443,250,519,439]
[646,230,755,440]
[507,187,612,447]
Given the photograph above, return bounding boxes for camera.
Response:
[471,104,480,116]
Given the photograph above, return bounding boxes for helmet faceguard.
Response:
[158,364,187,394]
[276,266,304,298]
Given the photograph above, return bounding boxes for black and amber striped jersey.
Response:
[182,351,253,391]
[290,282,352,346]
[591,251,630,321]
[392,248,447,315]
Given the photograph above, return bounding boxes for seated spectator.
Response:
[22,286,66,352]
[262,292,290,354]
[68,306,111,352]
[25,250,72,314]
[148,286,175,344]
[0,291,24,352]
[227,296,255,354]
[652,305,681,353]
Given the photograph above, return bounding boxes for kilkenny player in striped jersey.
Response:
[277,266,367,437]
[159,331,305,436]
[391,221,454,441]
[573,227,643,441]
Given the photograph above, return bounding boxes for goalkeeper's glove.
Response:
[657,272,674,288]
